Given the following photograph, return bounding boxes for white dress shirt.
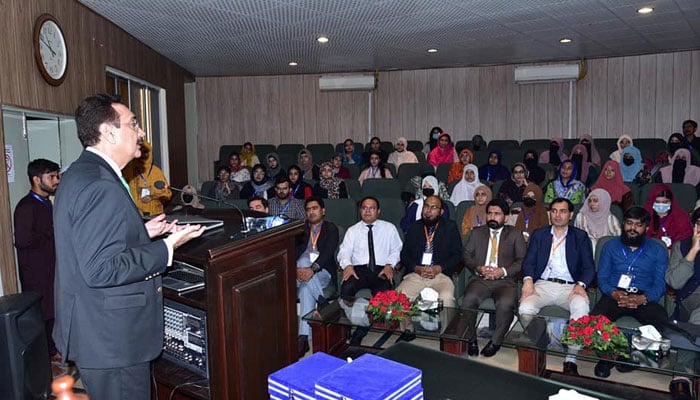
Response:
[337,219,402,269]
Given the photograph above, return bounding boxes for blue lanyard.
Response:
[29,191,52,211]
[292,183,301,196]
[280,200,291,215]
[476,215,482,226]
[621,242,645,274]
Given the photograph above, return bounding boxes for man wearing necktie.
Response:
[462,199,527,357]
[337,196,402,344]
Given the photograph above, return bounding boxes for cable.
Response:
[169,378,209,400]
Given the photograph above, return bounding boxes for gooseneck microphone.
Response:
[154,181,250,233]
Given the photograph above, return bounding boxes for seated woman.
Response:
[667,132,700,166]
[313,162,348,199]
[207,165,240,202]
[449,164,481,206]
[478,149,511,186]
[578,133,601,166]
[497,162,529,206]
[609,134,632,163]
[543,159,585,206]
[387,137,418,168]
[427,132,458,167]
[644,184,692,249]
[447,148,475,184]
[265,152,285,182]
[538,136,567,166]
[570,143,597,186]
[522,149,546,185]
[331,154,350,179]
[515,183,549,243]
[298,148,320,181]
[342,138,363,165]
[401,175,449,234]
[590,160,634,211]
[422,126,443,157]
[574,189,621,253]
[358,150,393,185]
[659,148,700,186]
[460,184,492,237]
[240,164,274,199]
[287,164,313,200]
[227,151,250,189]
[620,146,651,186]
[240,142,260,168]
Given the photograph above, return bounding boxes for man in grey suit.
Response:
[462,199,527,357]
[53,93,204,400]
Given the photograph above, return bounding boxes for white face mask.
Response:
[432,133,440,139]
[652,202,671,214]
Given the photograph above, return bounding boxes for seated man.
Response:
[592,205,669,378]
[268,175,306,219]
[296,197,339,358]
[247,196,269,213]
[462,199,527,357]
[397,195,461,307]
[337,196,402,344]
[519,197,595,376]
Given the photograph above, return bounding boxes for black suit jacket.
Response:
[296,220,340,283]
[53,150,169,368]
[401,217,462,275]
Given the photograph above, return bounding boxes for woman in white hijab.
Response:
[387,137,418,168]
[609,134,633,163]
[450,164,481,205]
[574,188,621,252]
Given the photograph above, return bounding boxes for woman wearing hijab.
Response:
[422,126,443,156]
[313,162,348,199]
[460,185,492,237]
[574,189,621,252]
[331,154,351,179]
[448,148,475,184]
[240,142,260,168]
[265,152,285,181]
[579,134,601,166]
[644,184,692,249]
[620,146,651,185]
[590,160,634,211]
[659,148,700,186]
[523,150,546,185]
[570,143,595,186]
[544,159,586,205]
[428,132,458,167]
[287,164,313,200]
[497,163,529,206]
[298,148,320,181]
[450,164,481,205]
[240,164,274,200]
[515,183,549,243]
[538,136,567,166]
[342,138,363,165]
[227,151,250,189]
[358,150,393,185]
[478,149,511,185]
[667,132,700,167]
[387,137,418,168]
[400,175,449,234]
[609,134,632,163]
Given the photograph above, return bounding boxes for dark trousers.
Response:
[340,265,392,300]
[45,318,57,356]
[461,279,517,345]
[591,295,671,332]
[79,362,151,400]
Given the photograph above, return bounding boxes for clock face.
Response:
[34,15,67,85]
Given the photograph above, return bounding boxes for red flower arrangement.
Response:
[561,315,629,358]
[366,290,419,323]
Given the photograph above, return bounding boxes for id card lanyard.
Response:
[421,222,439,265]
[619,243,645,289]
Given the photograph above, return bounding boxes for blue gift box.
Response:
[268,352,347,400]
[315,354,423,400]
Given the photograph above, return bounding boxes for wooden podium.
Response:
[153,209,305,400]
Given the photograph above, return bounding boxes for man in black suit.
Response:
[296,197,339,357]
[462,199,527,357]
[53,93,204,400]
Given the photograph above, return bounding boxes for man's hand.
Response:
[140,195,153,203]
[342,265,358,282]
[520,279,536,300]
[614,290,646,309]
[378,265,394,283]
[297,267,314,282]
[144,214,178,238]
[569,284,589,302]
[163,224,205,249]
[484,267,504,280]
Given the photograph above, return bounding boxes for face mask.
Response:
[622,157,634,166]
[524,157,537,166]
[549,143,559,153]
[673,159,687,171]
[422,188,435,197]
[523,197,536,207]
[183,194,194,203]
[669,142,681,155]
[652,202,671,214]
[432,133,440,139]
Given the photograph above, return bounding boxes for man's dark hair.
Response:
[75,93,122,147]
[216,165,231,175]
[683,120,698,129]
[550,197,574,212]
[625,206,650,226]
[487,199,510,215]
[359,196,380,210]
[691,208,700,224]
[27,159,59,184]
[228,151,240,160]
[424,195,444,210]
[275,174,291,187]
[305,196,325,209]
[247,196,268,208]
[252,163,267,175]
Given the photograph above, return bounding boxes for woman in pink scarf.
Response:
[590,160,634,211]
[660,148,700,186]
[428,133,457,167]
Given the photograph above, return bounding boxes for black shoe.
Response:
[395,330,416,343]
[349,327,368,346]
[670,378,693,400]
[614,356,637,373]
[480,340,501,357]
[467,341,479,356]
[594,360,613,378]
[297,335,309,358]
[316,295,329,309]
[562,362,579,376]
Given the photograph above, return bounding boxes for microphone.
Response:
[154,181,250,233]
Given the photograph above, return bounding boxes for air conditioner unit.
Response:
[514,63,582,84]
[319,75,376,91]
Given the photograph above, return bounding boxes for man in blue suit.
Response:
[53,93,204,400]
[519,197,595,376]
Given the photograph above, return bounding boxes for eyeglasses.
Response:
[422,204,441,210]
[116,119,139,131]
[361,206,377,211]
[513,170,525,174]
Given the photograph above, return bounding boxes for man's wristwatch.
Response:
[576,281,586,289]
[311,263,321,273]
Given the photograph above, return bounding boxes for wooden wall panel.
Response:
[655,54,675,137]
[673,52,692,130]
[638,55,657,138]
[606,57,625,137]
[621,56,640,136]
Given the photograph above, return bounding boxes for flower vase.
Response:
[368,313,400,330]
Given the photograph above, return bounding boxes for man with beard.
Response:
[268,175,306,219]
[397,195,461,308]
[592,206,669,378]
[462,199,527,357]
[14,158,61,361]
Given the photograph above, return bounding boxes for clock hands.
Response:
[40,36,56,57]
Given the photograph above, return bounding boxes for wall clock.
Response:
[33,14,68,86]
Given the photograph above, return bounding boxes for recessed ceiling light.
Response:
[427,48,438,53]
[288,62,298,66]
[637,7,654,14]
[559,38,572,43]
[317,36,329,43]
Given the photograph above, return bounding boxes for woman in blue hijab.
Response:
[620,146,651,185]
[478,149,510,186]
